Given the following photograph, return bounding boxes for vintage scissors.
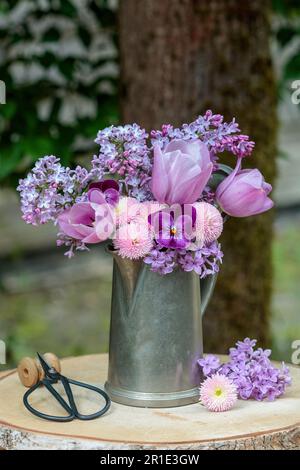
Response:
[23,353,111,422]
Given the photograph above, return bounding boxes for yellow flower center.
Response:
[170,226,177,235]
[215,388,223,397]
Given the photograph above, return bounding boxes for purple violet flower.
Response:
[149,210,193,249]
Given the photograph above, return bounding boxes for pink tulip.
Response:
[58,188,115,244]
[151,139,213,205]
[216,168,274,217]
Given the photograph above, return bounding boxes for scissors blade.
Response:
[36,352,52,375]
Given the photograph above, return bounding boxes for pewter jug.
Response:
[105,248,217,407]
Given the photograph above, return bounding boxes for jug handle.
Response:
[200,274,218,317]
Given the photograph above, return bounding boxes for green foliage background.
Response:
[0,0,118,186]
[0,0,299,187]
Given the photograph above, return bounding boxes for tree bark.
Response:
[119,0,277,352]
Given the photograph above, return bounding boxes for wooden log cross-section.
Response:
[0,355,299,450]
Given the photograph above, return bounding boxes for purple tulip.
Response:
[151,139,213,205]
[216,166,274,217]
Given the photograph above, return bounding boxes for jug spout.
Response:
[106,245,142,304]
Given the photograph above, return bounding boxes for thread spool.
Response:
[18,353,61,388]
[36,352,61,380]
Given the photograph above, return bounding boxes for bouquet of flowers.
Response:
[18,110,273,278]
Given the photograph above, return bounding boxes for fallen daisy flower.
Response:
[199,374,238,412]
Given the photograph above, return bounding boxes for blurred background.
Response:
[0,0,299,369]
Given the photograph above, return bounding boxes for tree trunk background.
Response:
[119,0,277,352]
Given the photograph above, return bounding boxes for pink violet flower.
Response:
[216,158,273,217]
[151,139,213,205]
[200,374,238,412]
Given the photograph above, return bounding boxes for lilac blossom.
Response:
[143,241,223,277]
[56,232,90,259]
[144,248,177,275]
[198,338,292,401]
[17,156,92,225]
[151,110,255,161]
[198,355,221,376]
[92,124,152,201]
[177,241,223,278]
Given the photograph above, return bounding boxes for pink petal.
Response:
[70,202,95,225]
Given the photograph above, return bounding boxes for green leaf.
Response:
[276,27,297,47]
[273,0,300,16]
[0,102,17,119]
[208,164,233,191]
[42,27,61,43]
[60,0,77,17]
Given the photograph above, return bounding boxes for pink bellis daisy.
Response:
[113,220,153,260]
[194,202,223,246]
[115,197,141,226]
[200,374,238,412]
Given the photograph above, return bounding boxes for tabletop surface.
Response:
[0,354,300,450]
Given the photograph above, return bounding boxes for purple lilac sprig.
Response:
[92,124,152,201]
[151,110,255,161]
[17,156,92,225]
[178,242,223,278]
[144,242,223,277]
[198,338,292,401]
[144,247,177,275]
[56,232,90,258]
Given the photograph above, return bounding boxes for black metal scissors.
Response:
[23,353,111,422]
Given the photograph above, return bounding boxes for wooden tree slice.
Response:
[0,354,299,450]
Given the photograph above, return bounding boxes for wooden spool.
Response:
[1,354,300,450]
[17,353,61,388]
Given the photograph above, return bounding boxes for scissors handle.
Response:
[67,378,111,420]
[23,381,75,422]
[23,376,111,422]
